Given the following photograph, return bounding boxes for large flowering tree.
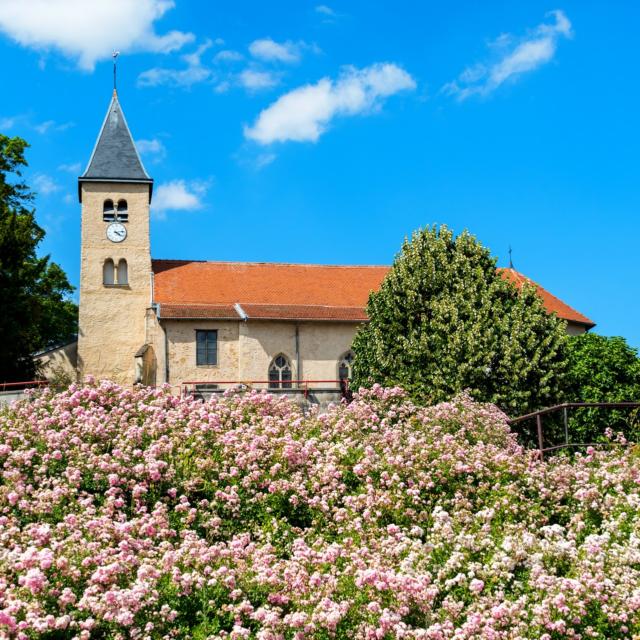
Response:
[351,225,568,415]
[1,381,640,638]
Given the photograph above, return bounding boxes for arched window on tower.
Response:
[269,354,292,389]
[338,350,354,382]
[117,199,128,222]
[117,259,128,285]
[103,199,115,222]
[103,259,115,285]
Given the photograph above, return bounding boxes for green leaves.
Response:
[352,225,568,416]
[0,134,78,382]
[564,334,640,441]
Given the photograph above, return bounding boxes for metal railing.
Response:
[0,380,49,392]
[181,379,350,399]
[508,402,640,458]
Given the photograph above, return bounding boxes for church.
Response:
[37,91,595,398]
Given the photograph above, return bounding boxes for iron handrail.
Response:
[508,402,640,425]
[0,380,49,392]
[507,401,640,458]
[181,379,350,398]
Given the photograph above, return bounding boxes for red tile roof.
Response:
[152,260,387,321]
[498,268,594,328]
[152,259,594,327]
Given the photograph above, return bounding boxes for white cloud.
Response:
[35,119,73,134]
[138,39,213,87]
[58,162,81,173]
[0,116,17,130]
[0,0,194,71]
[35,120,56,134]
[214,80,231,93]
[137,64,210,87]
[444,10,572,100]
[255,153,276,169]
[248,38,303,64]
[214,49,243,63]
[244,62,416,145]
[33,173,60,195]
[152,179,208,218]
[136,138,167,162]
[315,5,336,16]
[238,69,279,91]
[181,39,213,67]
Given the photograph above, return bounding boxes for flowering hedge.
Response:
[1,382,640,639]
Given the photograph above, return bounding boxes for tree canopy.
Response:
[0,134,77,382]
[351,225,568,415]
[564,333,640,440]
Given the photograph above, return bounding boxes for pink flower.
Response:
[469,578,484,594]
[20,568,47,594]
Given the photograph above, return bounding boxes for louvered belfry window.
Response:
[103,200,115,222]
[196,330,218,366]
[117,200,128,222]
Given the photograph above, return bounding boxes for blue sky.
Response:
[1,1,638,347]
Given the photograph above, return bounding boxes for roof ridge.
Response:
[241,302,364,308]
[162,302,365,309]
[151,258,390,268]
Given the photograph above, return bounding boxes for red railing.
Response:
[181,379,348,399]
[0,380,49,392]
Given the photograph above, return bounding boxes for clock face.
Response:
[106,222,127,243]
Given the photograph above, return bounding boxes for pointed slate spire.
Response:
[79,91,153,201]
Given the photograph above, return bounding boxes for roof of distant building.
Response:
[498,267,594,328]
[152,259,594,327]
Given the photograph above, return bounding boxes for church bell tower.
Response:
[77,90,154,385]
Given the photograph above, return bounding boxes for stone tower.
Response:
[76,90,154,385]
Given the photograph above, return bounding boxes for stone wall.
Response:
[77,182,152,386]
[566,321,589,336]
[34,341,78,383]
[160,319,359,391]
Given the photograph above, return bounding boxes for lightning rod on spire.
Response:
[113,51,120,94]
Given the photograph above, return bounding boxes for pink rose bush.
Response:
[1,381,640,639]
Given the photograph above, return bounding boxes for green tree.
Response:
[0,134,77,382]
[564,334,640,441]
[351,225,568,416]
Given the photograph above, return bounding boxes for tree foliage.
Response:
[0,134,77,382]
[564,333,640,441]
[351,225,568,415]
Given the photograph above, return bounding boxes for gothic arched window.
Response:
[269,354,292,389]
[117,259,128,285]
[338,351,354,382]
[103,259,115,285]
[103,199,115,222]
[117,199,128,222]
